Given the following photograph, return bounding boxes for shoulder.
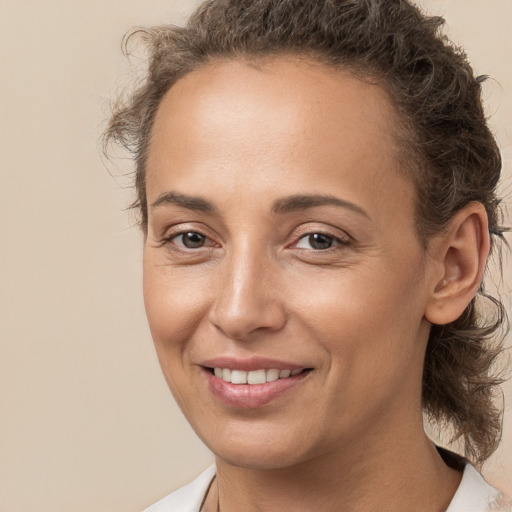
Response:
[142,466,216,512]
[447,462,511,512]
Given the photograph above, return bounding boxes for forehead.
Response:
[146,56,414,221]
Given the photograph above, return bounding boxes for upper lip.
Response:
[200,356,309,372]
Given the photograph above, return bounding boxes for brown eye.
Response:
[175,232,207,249]
[296,233,337,250]
[309,233,334,250]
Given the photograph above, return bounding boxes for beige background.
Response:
[0,1,511,511]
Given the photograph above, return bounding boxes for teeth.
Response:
[230,370,247,384]
[266,369,279,382]
[247,369,266,384]
[213,367,304,384]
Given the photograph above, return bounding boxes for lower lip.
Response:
[204,369,311,409]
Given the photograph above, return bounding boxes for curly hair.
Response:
[103,0,508,464]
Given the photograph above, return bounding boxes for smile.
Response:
[213,368,304,384]
[204,365,312,408]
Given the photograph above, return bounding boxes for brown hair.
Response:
[103,0,508,464]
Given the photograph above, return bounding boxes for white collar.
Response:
[446,462,505,512]
[143,466,216,512]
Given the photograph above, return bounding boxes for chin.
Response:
[196,421,318,470]
[214,444,309,470]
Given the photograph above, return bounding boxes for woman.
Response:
[104,0,510,510]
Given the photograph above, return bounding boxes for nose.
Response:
[209,248,287,341]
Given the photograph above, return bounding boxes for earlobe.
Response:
[425,202,490,326]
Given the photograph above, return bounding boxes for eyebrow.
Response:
[150,191,218,214]
[150,191,369,219]
[271,194,370,218]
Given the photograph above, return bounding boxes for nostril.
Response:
[209,301,287,341]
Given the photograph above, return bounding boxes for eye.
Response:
[172,231,209,249]
[295,232,343,250]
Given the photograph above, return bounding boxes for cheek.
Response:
[142,259,211,360]
[142,261,214,418]
[293,266,420,336]
[291,254,427,378]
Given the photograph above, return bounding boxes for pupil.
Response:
[183,232,205,248]
[309,233,332,250]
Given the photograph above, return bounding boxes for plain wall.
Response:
[0,1,510,511]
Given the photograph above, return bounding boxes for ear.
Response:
[424,202,490,325]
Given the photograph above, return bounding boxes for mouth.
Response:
[201,363,313,408]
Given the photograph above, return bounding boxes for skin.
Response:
[143,57,488,511]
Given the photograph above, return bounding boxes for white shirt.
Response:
[143,463,508,512]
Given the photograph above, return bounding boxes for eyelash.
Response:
[292,232,350,251]
[161,230,216,252]
[161,228,350,253]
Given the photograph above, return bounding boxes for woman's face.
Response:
[143,57,436,468]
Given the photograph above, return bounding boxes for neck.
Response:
[209,419,461,512]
